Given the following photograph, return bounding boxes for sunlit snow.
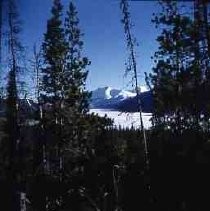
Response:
[90,109,152,129]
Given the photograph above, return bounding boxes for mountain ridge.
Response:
[90,86,153,113]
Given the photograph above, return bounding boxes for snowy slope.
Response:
[90,86,153,113]
[90,86,137,109]
[91,87,121,100]
[90,109,152,129]
[91,86,136,101]
[90,86,152,128]
[115,90,136,100]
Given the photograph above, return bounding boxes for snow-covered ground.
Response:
[90,109,152,129]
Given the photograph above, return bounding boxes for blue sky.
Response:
[19,0,161,91]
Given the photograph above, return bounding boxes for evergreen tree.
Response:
[194,1,210,133]
[41,0,67,173]
[41,0,66,120]
[36,1,114,209]
[1,0,24,210]
[120,0,149,174]
[37,0,67,209]
[148,1,203,133]
[63,1,91,157]
[39,0,93,209]
[120,1,152,209]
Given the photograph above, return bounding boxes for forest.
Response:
[0,0,210,210]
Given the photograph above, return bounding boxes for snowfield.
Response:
[90,109,152,129]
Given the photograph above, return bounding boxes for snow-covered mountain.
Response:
[89,86,153,128]
[90,86,135,109]
[91,86,135,101]
[90,86,153,113]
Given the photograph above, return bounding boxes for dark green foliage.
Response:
[147,1,210,133]
[62,1,91,153]
[0,0,27,210]
[33,1,113,210]
[148,128,210,211]
[5,0,22,175]
[34,1,68,209]
[1,1,210,211]
[5,69,19,178]
[42,0,66,96]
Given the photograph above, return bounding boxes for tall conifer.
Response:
[148,1,200,132]
[4,0,24,210]
[39,0,67,209]
[63,1,91,155]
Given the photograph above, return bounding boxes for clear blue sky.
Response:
[19,0,161,91]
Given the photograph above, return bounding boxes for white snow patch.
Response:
[105,86,113,99]
[139,86,149,93]
[91,86,148,100]
[90,109,152,129]
[26,98,32,107]
[115,90,136,100]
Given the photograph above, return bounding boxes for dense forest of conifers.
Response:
[0,0,210,210]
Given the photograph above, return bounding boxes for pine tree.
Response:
[39,1,113,209]
[148,1,201,133]
[120,0,153,209]
[2,0,24,210]
[41,0,67,169]
[120,0,149,174]
[63,1,91,156]
[60,3,116,210]
[38,0,67,209]
[59,1,93,203]
[41,0,66,120]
